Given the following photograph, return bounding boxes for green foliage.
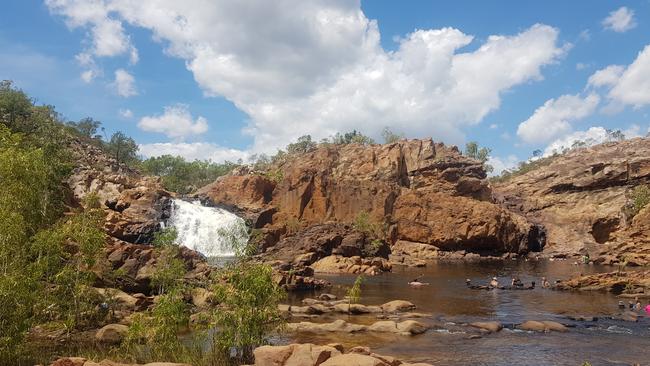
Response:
[264,168,284,183]
[286,135,317,154]
[353,211,385,240]
[67,117,102,139]
[381,127,404,144]
[347,275,364,310]
[363,239,384,257]
[629,185,650,218]
[331,130,375,145]
[152,227,178,248]
[140,155,238,194]
[149,228,186,295]
[119,288,196,363]
[107,131,139,166]
[285,216,301,235]
[0,80,34,133]
[211,262,285,364]
[464,141,493,173]
[490,154,559,183]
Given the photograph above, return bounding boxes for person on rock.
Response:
[645,301,650,315]
[633,298,642,311]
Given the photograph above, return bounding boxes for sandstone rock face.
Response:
[555,269,650,294]
[194,169,276,227]
[68,138,171,244]
[198,139,543,266]
[493,138,650,261]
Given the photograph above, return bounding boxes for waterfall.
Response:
[168,199,248,257]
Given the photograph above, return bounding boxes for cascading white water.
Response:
[168,199,248,257]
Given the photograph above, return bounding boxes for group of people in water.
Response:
[407,275,553,290]
[407,275,650,315]
[618,297,650,314]
[466,275,544,290]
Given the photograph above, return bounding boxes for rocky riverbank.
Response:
[493,137,650,264]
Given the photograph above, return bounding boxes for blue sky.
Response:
[1,1,649,173]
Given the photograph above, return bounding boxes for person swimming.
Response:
[511,277,524,288]
[408,275,428,287]
[541,277,550,288]
[489,276,499,288]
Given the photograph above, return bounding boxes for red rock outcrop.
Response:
[198,139,544,264]
[493,137,650,263]
[67,138,172,243]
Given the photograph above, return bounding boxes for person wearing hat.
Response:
[489,276,499,289]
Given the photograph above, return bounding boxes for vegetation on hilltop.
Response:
[491,128,630,183]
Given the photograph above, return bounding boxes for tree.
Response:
[140,155,237,194]
[331,130,375,145]
[464,141,493,173]
[381,127,404,144]
[107,131,139,166]
[286,135,317,154]
[67,117,102,139]
[606,129,625,142]
[0,80,33,132]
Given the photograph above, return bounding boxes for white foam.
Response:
[169,199,248,257]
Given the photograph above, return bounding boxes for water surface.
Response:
[284,260,649,366]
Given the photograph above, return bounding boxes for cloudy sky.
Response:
[1,1,649,173]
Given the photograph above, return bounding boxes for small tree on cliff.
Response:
[464,141,493,173]
[107,131,139,167]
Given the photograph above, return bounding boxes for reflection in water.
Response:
[285,260,649,366]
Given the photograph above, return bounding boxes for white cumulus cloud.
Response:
[487,154,518,176]
[138,142,248,163]
[138,104,209,139]
[111,68,137,97]
[118,108,133,118]
[517,94,600,144]
[47,1,567,154]
[587,65,625,88]
[602,7,637,33]
[543,125,643,156]
[608,45,650,108]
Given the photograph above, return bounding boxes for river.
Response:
[282,260,649,366]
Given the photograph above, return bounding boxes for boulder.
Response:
[190,287,214,308]
[283,344,342,366]
[286,319,367,333]
[310,255,391,275]
[253,345,296,366]
[368,320,428,335]
[381,300,416,313]
[320,354,389,366]
[518,320,567,332]
[94,324,129,344]
[469,321,503,333]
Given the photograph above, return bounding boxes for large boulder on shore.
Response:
[94,324,129,344]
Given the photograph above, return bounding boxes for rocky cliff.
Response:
[493,137,650,265]
[66,138,211,294]
[196,139,544,266]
